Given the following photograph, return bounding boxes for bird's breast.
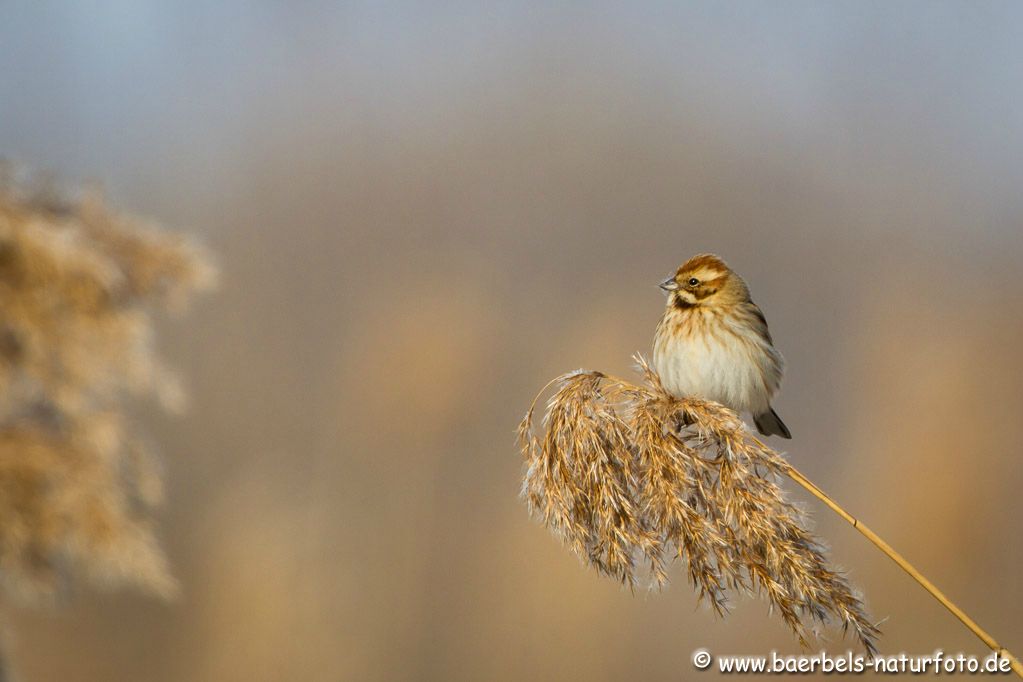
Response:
[653,310,775,413]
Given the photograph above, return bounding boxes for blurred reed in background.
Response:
[0,167,213,672]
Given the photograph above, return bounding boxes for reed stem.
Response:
[783,464,1022,678]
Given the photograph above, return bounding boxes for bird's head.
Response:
[659,253,749,308]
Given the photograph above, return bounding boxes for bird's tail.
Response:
[754,407,791,439]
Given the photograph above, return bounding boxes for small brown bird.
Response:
[653,253,791,438]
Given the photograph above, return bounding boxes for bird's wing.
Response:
[746,301,774,346]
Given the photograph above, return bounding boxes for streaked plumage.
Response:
[653,253,790,438]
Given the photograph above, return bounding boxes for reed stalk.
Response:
[781,464,1022,677]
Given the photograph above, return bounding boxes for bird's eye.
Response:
[687,277,699,287]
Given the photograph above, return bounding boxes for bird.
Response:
[653,253,791,438]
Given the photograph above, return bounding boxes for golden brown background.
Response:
[2,3,1022,680]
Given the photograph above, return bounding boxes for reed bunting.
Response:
[653,253,791,438]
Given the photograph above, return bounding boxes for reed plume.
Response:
[520,356,881,654]
[0,166,215,602]
[522,356,1023,675]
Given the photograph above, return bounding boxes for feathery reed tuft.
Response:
[0,166,215,601]
[519,356,879,655]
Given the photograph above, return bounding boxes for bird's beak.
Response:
[659,276,678,292]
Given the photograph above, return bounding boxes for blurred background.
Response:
[2,2,1022,680]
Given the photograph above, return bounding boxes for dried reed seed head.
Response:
[0,168,214,601]
[520,356,879,655]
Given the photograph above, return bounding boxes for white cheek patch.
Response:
[677,290,697,304]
